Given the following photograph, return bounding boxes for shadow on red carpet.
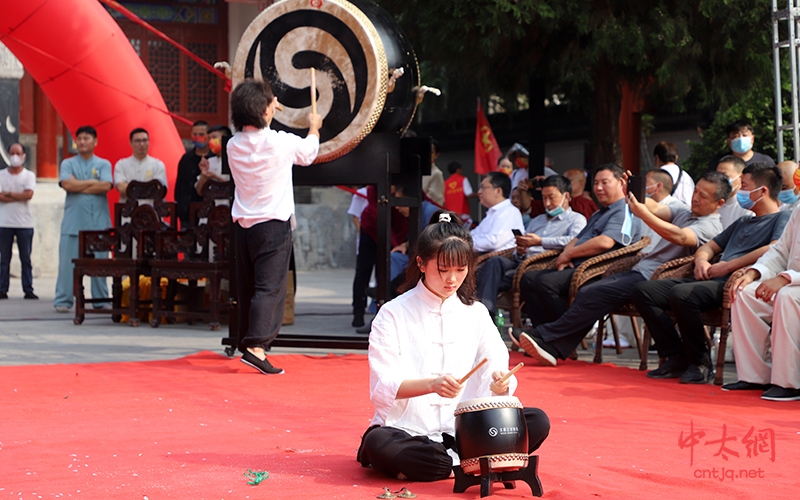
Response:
[1,351,797,499]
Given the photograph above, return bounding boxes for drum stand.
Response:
[452,455,543,498]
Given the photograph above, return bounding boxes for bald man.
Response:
[777,160,800,212]
[562,168,597,219]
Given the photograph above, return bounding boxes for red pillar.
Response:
[34,83,60,179]
[618,84,642,173]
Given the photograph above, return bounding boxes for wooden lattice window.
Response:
[187,42,218,114]
[148,40,181,113]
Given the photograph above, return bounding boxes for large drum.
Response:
[454,396,529,475]
[232,0,420,163]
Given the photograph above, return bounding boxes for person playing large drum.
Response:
[357,210,550,481]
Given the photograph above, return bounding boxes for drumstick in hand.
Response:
[498,362,524,384]
[458,358,488,385]
[310,67,317,115]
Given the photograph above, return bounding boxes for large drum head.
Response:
[233,0,411,163]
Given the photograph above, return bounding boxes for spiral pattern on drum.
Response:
[232,0,388,163]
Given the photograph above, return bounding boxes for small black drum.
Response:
[454,396,529,475]
[232,0,420,163]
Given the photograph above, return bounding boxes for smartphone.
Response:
[628,174,646,201]
[512,229,522,237]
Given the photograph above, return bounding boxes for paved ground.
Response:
[0,269,737,382]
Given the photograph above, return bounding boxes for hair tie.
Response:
[439,213,451,223]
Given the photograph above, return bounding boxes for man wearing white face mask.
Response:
[0,143,37,299]
[777,160,800,212]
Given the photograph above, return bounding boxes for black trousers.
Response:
[352,229,377,317]
[234,219,292,351]
[630,277,728,365]
[357,408,550,482]
[538,271,646,359]
[475,255,520,315]
[519,268,577,327]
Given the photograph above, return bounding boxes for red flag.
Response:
[474,99,501,175]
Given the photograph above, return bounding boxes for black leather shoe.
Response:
[240,350,284,375]
[646,355,688,379]
[679,364,714,384]
[0,292,7,299]
[352,315,365,328]
[721,380,771,391]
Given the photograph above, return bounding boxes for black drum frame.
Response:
[452,455,543,498]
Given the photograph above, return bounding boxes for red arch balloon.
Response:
[0,0,185,202]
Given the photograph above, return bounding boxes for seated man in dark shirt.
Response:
[518,163,641,329]
[519,171,729,367]
[631,163,791,384]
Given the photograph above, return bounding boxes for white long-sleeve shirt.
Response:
[471,198,525,252]
[227,126,319,228]
[368,280,517,442]
[750,207,800,285]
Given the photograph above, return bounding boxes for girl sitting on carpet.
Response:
[357,210,550,481]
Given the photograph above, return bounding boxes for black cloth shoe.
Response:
[352,314,365,328]
[0,292,7,299]
[721,380,771,392]
[24,292,38,300]
[355,321,372,334]
[646,355,688,379]
[240,350,284,375]
[679,364,714,384]
[519,330,559,367]
[761,386,800,402]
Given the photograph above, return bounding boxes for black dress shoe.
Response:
[352,315,365,328]
[721,380,771,392]
[240,350,284,375]
[679,364,714,384]
[24,292,39,300]
[646,355,688,379]
[0,292,7,299]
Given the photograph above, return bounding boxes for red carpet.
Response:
[1,351,798,499]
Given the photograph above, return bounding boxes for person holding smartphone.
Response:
[475,175,586,316]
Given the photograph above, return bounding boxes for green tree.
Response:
[376,0,775,166]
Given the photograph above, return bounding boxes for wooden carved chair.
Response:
[149,181,232,330]
[73,181,174,326]
[644,255,744,385]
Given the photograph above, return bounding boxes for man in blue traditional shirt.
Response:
[54,125,113,312]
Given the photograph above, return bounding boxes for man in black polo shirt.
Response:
[632,163,791,384]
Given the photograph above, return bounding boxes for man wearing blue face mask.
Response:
[777,161,800,211]
[719,119,775,168]
[631,163,791,384]
[475,175,587,316]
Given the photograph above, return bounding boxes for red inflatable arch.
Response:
[0,0,185,202]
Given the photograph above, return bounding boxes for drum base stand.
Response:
[452,455,543,498]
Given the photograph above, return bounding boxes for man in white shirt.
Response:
[0,143,37,299]
[421,139,444,206]
[727,205,800,401]
[777,160,800,211]
[227,79,321,375]
[471,171,525,253]
[654,141,695,207]
[113,128,168,203]
[716,155,754,228]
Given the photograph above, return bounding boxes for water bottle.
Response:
[494,308,505,335]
